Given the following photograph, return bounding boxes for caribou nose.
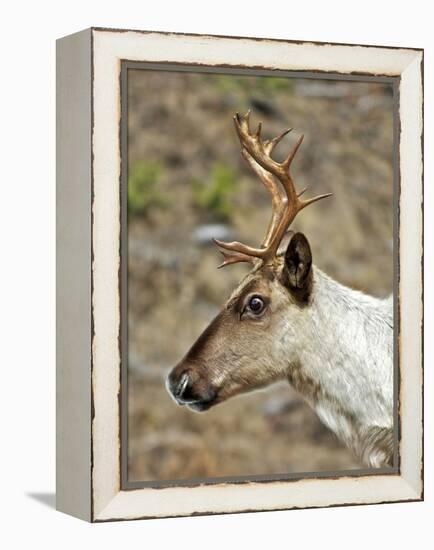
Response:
[173,372,190,400]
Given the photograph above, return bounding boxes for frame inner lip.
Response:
[117,59,410,498]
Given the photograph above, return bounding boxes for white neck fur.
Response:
[283,267,394,466]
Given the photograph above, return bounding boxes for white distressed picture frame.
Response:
[56,27,423,522]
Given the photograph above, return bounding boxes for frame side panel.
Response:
[398,53,424,496]
[56,28,92,522]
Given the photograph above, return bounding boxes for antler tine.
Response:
[213,238,266,260]
[299,192,333,209]
[235,110,252,136]
[263,127,293,156]
[282,134,304,172]
[215,247,256,269]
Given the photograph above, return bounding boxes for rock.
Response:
[192,224,234,246]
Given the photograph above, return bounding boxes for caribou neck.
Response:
[283,266,394,465]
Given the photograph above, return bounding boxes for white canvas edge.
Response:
[91,28,423,522]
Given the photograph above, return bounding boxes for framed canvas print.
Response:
[56,27,423,522]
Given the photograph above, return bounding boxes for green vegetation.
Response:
[192,164,239,222]
[211,74,294,97]
[128,160,168,216]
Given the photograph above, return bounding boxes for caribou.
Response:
[167,112,394,468]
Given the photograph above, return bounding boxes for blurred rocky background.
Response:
[127,69,394,482]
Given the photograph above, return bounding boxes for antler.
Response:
[214,111,332,268]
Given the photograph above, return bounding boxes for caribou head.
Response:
[167,111,332,412]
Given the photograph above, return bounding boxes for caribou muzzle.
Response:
[167,365,218,412]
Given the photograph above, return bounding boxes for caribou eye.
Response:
[247,295,265,315]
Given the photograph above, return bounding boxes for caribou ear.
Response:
[281,232,312,297]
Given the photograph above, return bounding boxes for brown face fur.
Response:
[167,233,313,412]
